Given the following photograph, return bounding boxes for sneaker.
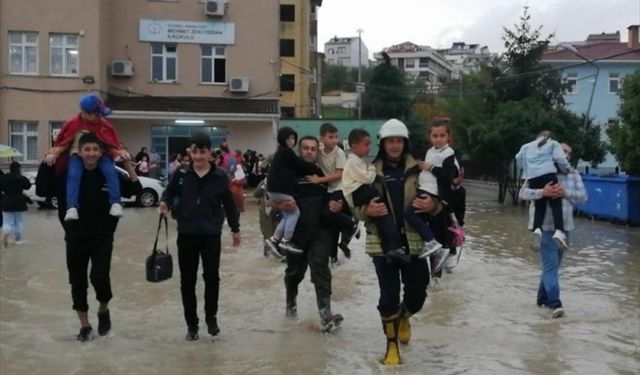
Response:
[185,326,199,341]
[430,247,451,274]
[386,248,411,265]
[206,318,220,337]
[418,240,443,258]
[551,307,565,318]
[320,313,344,333]
[280,240,303,255]
[76,326,94,342]
[531,228,542,252]
[64,207,79,221]
[341,220,359,245]
[443,253,458,272]
[97,309,111,336]
[552,230,569,251]
[265,238,285,259]
[285,305,298,319]
[109,203,123,217]
[338,242,352,259]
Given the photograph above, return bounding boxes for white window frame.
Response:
[151,43,178,82]
[9,121,39,162]
[200,45,226,84]
[8,31,38,75]
[405,58,415,69]
[565,73,578,95]
[609,73,620,94]
[49,33,79,76]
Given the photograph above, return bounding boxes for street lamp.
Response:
[559,44,600,128]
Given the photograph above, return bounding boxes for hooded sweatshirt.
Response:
[266,127,319,196]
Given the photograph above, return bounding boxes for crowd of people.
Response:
[0,92,587,367]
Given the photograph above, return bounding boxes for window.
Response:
[280,74,295,91]
[280,39,295,57]
[50,121,64,146]
[419,57,429,68]
[405,58,415,69]
[565,73,578,94]
[280,4,295,22]
[418,70,430,79]
[151,43,177,81]
[201,45,225,83]
[281,106,295,118]
[609,73,620,94]
[9,121,38,162]
[328,48,335,55]
[8,31,38,74]
[50,34,78,75]
[338,57,350,66]
[337,47,346,55]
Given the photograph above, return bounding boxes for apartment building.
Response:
[436,42,498,79]
[278,0,322,118]
[1,0,281,171]
[324,36,369,68]
[374,41,453,89]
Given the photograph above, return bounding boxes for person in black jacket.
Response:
[265,127,319,255]
[158,132,241,341]
[1,161,31,247]
[53,132,141,342]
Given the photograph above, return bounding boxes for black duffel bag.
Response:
[146,216,173,282]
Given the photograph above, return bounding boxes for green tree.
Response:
[607,68,640,175]
[322,64,351,93]
[362,53,411,119]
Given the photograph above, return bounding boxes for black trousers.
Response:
[373,255,429,317]
[177,233,221,328]
[352,184,404,252]
[284,230,332,302]
[66,235,114,312]
[529,173,564,232]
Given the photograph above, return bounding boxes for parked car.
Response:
[24,166,165,208]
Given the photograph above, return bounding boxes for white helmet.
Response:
[378,119,409,143]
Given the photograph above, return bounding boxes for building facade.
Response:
[542,25,640,172]
[278,0,322,118]
[324,36,369,68]
[436,42,498,79]
[373,42,453,89]
[1,0,281,171]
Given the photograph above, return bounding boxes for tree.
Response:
[322,64,351,93]
[362,53,411,119]
[607,68,640,175]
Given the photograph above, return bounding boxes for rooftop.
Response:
[542,42,640,61]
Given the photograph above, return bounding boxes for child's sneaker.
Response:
[418,240,442,258]
[551,307,565,318]
[280,240,303,255]
[430,247,451,274]
[531,228,542,252]
[64,207,79,221]
[265,237,285,259]
[109,203,123,217]
[76,326,94,342]
[338,242,352,259]
[552,230,568,251]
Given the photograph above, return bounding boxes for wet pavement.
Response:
[1,193,639,375]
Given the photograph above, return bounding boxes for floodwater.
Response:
[1,193,639,375]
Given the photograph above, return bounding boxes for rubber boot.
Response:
[285,286,298,318]
[398,305,411,344]
[380,313,401,365]
[317,297,343,332]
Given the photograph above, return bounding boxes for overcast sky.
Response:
[317,0,640,57]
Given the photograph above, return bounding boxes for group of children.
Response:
[265,118,466,275]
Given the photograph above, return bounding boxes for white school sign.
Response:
[139,19,235,44]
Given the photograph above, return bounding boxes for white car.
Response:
[24,166,165,208]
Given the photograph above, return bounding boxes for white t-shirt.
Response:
[318,145,347,193]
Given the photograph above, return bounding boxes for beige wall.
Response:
[1,0,280,166]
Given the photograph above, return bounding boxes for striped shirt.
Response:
[519,170,588,232]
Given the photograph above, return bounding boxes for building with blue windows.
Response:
[542,25,640,173]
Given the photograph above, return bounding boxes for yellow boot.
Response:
[380,313,401,365]
[398,307,411,344]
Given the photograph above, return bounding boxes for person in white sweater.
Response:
[342,128,409,264]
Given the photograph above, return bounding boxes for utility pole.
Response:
[357,28,363,119]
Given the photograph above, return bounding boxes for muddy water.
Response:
[1,195,639,374]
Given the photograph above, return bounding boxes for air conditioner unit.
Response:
[111,60,133,76]
[204,0,226,17]
[229,76,250,93]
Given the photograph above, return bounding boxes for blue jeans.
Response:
[67,154,121,208]
[268,192,300,241]
[537,231,568,308]
[2,211,25,241]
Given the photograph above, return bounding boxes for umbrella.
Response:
[0,144,22,158]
